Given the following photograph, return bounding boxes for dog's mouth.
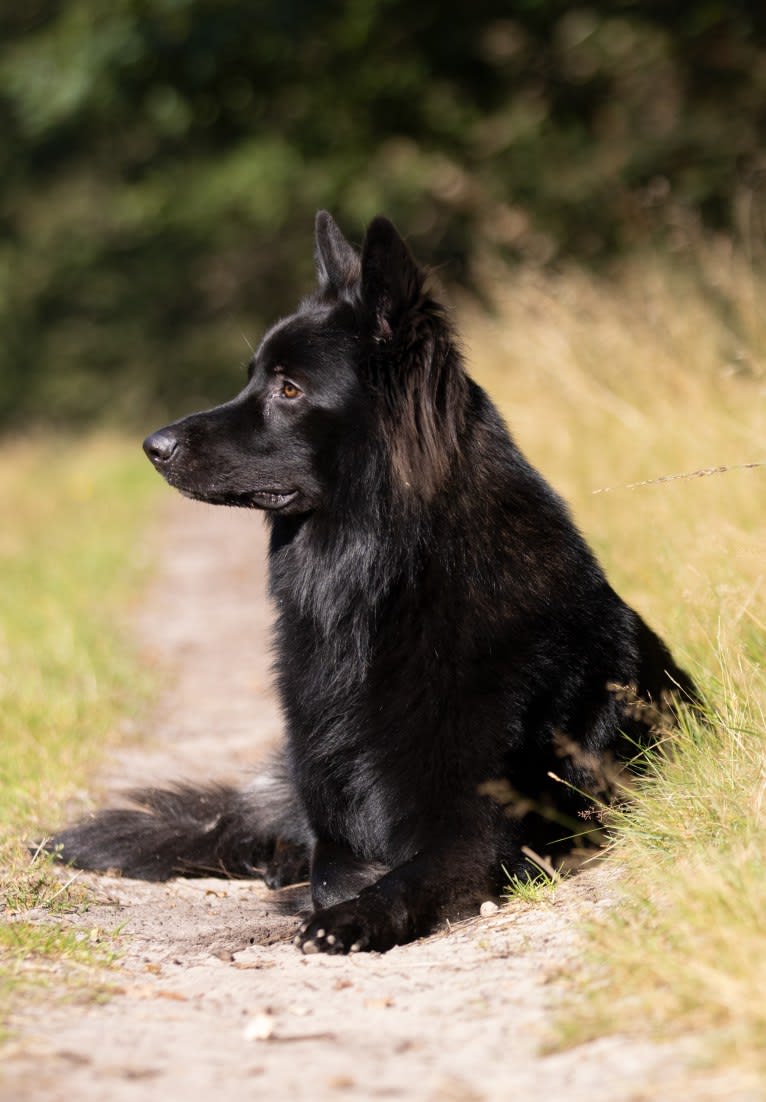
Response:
[175,485,299,511]
[249,489,299,510]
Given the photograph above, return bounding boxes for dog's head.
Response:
[144,212,461,513]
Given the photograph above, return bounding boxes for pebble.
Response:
[243,1014,275,1042]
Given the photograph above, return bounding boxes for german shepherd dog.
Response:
[49,213,694,954]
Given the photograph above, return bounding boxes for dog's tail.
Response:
[43,753,310,883]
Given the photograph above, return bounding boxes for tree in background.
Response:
[1,0,765,425]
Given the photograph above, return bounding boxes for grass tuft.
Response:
[504,871,559,906]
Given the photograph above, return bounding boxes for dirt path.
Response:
[1,499,740,1101]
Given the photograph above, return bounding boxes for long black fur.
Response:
[46,212,695,953]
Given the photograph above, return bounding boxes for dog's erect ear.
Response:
[361,216,424,339]
[315,211,360,295]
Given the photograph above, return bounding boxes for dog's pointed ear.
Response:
[315,211,360,295]
[361,216,424,340]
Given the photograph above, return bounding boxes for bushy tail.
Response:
[44,753,309,883]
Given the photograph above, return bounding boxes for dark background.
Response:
[2,0,765,428]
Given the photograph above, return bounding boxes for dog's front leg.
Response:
[296,834,492,955]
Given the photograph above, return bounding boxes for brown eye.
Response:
[280,381,302,400]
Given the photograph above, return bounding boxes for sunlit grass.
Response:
[0,433,160,1025]
[0,921,121,1036]
[464,245,766,1079]
[503,871,558,906]
[555,675,766,1072]
[464,247,764,660]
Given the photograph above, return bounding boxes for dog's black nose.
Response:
[143,428,178,464]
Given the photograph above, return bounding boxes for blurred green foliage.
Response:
[1,1,765,426]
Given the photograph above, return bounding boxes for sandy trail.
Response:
[1,498,737,1101]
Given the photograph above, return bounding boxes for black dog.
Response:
[49,213,694,953]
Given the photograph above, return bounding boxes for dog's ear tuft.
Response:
[361,216,424,340]
[315,211,360,296]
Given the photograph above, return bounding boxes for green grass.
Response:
[0,922,121,1020]
[504,871,559,906]
[550,665,766,1074]
[465,243,766,1082]
[0,433,160,1027]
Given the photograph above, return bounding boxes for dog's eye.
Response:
[280,381,302,400]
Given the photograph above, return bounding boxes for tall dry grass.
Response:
[464,243,764,666]
[463,243,765,1076]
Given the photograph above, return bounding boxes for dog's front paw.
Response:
[294,900,397,955]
